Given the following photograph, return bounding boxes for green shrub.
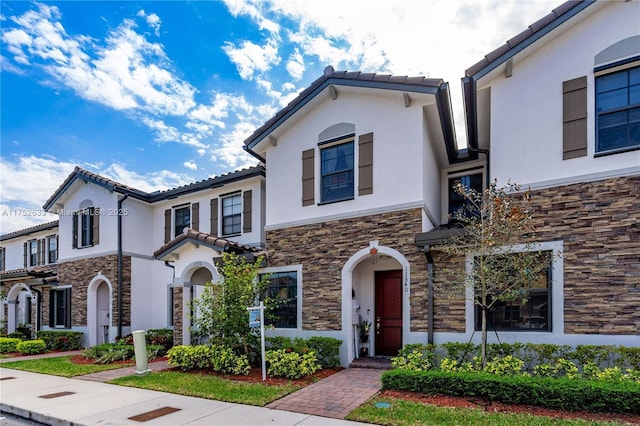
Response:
[392,348,433,371]
[0,337,22,353]
[483,355,525,376]
[36,331,83,351]
[119,329,174,355]
[7,331,26,339]
[533,358,580,379]
[266,336,341,369]
[167,344,250,374]
[16,339,47,355]
[266,349,320,379]
[305,337,341,368]
[381,369,640,414]
[210,344,250,375]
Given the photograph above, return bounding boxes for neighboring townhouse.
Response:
[423,0,639,348]
[1,165,265,346]
[0,221,59,337]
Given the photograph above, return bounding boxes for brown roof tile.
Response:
[153,228,260,259]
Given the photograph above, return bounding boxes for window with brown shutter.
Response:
[243,190,252,233]
[164,209,171,243]
[192,202,200,231]
[358,132,374,195]
[210,198,219,236]
[302,149,315,206]
[92,208,100,246]
[563,76,588,159]
[72,212,78,248]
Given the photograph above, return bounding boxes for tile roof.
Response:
[43,164,265,211]
[465,0,594,78]
[244,66,446,152]
[153,228,261,259]
[1,220,58,240]
[0,263,58,280]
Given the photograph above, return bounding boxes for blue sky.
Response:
[1,0,557,233]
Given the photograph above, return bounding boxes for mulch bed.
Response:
[381,389,640,425]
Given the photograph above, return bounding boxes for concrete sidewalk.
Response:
[1,367,371,425]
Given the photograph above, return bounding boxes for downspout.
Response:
[163,261,176,328]
[117,194,128,338]
[423,245,434,345]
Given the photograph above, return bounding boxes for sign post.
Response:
[248,301,266,381]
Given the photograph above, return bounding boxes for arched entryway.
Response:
[341,243,410,365]
[177,261,219,345]
[5,284,35,336]
[87,275,113,346]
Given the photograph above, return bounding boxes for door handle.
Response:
[376,317,380,334]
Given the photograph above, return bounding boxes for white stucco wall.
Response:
[263,90,440,229]
[483,0,640,188]
[130,256,171,331]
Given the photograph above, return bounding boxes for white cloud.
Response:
[285,48,304,80]
[183,160,198,170]
[222,0,280,34]
[222,38,280,80]
[137,10,162,36]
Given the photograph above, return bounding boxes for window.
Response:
[48,236,57,264]
[222,194,242,236]
[448,172,483,219]
[174,206,190,238]
[596,65,640,153]
[475,253,551,332]
[73,208,98,248]
[49,287,71,328]
[29,240,37,266]
[321,141,354,203]
[262,271,297,328]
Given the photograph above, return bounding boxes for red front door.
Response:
[375,270,403,356]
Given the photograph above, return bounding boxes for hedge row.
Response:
[36,331,83,351]
[266,336,341,368]
[382,369,640,414]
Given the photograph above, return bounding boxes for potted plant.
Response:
[359,319,371,343]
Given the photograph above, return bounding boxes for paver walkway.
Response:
[266,368,383,419]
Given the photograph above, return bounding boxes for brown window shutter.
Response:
[65,287,72,328]
[563,76,587,159]
[243,190,252,233]
[37,239,42,265]
[92,208,100,245]
[358,132,374,195]
[23,242,27,267]
[72,212,78,248]
[48,290,54,327]
[191,203,199,231]
[210,198,219,236]
[164,209,171,243]
[302,148,315,206]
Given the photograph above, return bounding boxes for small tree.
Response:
[436,180,550,366]
[190,252,271,356]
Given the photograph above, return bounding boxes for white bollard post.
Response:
[132,330,151,376]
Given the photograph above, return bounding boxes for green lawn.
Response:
[346,396,627,426]
[110,371,300,406]
[1,356,133,377]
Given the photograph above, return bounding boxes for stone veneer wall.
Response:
[529,175,640,335]
[172,287,183,345]
[266,208,433,331]
[57,254,131,329]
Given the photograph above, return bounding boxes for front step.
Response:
[349,356,392,370]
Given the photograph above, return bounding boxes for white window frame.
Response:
[464,241,564,337]
[259,264,302,331]
[221,193,242,236]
